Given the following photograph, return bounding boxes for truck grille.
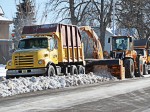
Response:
[14,55,34,68]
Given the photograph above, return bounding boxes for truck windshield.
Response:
[112,37,129,50]
[18,38,48,49]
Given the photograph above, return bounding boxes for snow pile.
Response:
[0,64,6,77]
[0,73,116,97]
[93,65,114,79]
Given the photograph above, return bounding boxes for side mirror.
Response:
[129,37,132,42]
[108,38,110,43]
[10,49,15,53]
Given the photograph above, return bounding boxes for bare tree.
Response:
[91,0,113,48]
[46,0,114,49]
[13,0,36,49]
[115,0,150,39]
[46,0,91,25]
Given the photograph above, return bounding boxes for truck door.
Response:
[49,37,58,64]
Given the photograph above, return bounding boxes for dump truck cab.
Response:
[6,36,59,78]
[110,36,135,59]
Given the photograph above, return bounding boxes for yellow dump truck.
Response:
[6,23,125,79]
[6,24,86,78]
[134,38,150,75]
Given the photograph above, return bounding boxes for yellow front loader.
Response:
[134,38,150,75]
[109,36,144,78]
[80,26,125,80]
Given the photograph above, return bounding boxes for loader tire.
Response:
[47,65,55,77]
[78,65,85,74]
[70,65,78,75]
[124,59,135,78]
[143,64,148,75]
[135,59,144,77]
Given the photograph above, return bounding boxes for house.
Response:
[0,6,12,64]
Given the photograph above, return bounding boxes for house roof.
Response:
[92,26,113,34]
[0,6,12,23]
[0,6,4,15]
[0,16,12,23]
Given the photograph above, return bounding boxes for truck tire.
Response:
[78,65,85,74]
[70,65,78,75]
[143,64,148,75]
[135,59,143,77]
[47,65,55,77]
[124,59,135,78]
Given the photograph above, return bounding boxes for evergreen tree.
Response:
[13,0,36,49]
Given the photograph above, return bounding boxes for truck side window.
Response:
[18,41,25,49]
[50,37,57,50]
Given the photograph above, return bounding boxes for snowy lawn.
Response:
[0,71,117,97]
[0,64,6,77]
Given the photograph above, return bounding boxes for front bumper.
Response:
[6,68,47,76]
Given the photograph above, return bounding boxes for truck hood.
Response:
[13,49,49,57]
[14,48,47,53]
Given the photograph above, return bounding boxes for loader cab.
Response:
[111,36,133,51]
[109,36,134,59]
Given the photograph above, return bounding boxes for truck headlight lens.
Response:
[38,60,45,65]
[44,54,48,57]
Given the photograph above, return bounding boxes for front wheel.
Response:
[78,65,85,74]
[47,65,55,77]
[143,64,148,75]
[124,59,135,78]
[135,59,143,77]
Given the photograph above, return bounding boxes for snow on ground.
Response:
[0,72,116,97]
[0,64,6,77]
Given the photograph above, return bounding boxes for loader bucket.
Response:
[85,59,125,80]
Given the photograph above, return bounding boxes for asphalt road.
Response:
[1,77,150,112]
[57,87,150,112]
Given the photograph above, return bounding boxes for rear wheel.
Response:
[124,59,135,78]
[143,64,148,75]
[70,65,78,75]
[47,65,55,77]
[78,65,85,74]
[135,59,144,77]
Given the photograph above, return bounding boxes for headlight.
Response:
[8,61,12,66]
[44,54,48,57]
[38,60,45,65]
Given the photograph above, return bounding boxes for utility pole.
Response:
[112,0,115,36]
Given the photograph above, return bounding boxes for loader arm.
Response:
[80,26,103,59]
